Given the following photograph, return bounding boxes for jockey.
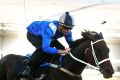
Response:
[21,12,75,79]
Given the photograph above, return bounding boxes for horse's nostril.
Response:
[106,69,111,73]
[100,68,104,73]
[101,69,113,78]
[100,68,114,75]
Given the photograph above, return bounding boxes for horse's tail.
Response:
[0,54,14,66]
[0,54,12,80]
[0,54,23,80]
[0,54,23,67]
[0,54,15,73]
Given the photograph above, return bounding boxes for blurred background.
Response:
[0,0,120,79]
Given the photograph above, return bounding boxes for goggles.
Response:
[62,26,73,30]
[60,23,73,30]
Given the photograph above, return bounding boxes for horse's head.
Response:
[82,30,114,78]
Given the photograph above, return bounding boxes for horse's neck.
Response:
[61,39,91,75]
[70,38,86,50]
[71,39,91,53]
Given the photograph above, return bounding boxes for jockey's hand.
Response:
[58,48,71,55]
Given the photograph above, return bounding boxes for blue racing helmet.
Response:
[59,12,75,28]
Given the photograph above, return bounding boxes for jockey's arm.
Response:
[65,31,73,47]
[42,28,69,55]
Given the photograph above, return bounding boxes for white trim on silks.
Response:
[49,23,57,35]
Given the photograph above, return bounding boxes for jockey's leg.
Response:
[21,48,45,79]
[22,32,65,79]
[21,31,43,79]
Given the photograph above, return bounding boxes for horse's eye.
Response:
[95,49,102,55]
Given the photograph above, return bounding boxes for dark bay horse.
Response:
[0,31,114,80]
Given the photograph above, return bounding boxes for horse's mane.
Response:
[82,30,95,38]
[70,30,97,49]
[81,30,103,40]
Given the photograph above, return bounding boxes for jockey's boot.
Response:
[21,65,35,80]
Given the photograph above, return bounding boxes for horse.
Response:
[0,30,114,80]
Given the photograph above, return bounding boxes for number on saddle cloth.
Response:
[13,56,30,77]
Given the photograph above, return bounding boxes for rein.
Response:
[47,39,110,78]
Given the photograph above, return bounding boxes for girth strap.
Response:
[59,67,81,78]
[44,63,81,78]
[49,63,81,77]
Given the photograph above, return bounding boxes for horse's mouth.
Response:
[100,68,114,79]
[102,71,114,79]
[103,74,112,79]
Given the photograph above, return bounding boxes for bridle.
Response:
[65,38,110,77]
[90,39,110,69]
[69,39,110,70]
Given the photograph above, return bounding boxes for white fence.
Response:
[82,69,120,80]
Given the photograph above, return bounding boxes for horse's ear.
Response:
[81,29,87,37]
[82,30,94,40]
[84,29,88,33]
[99,32,104,39]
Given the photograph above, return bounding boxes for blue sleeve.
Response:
[42,28,58,54]
[65,31,73,45]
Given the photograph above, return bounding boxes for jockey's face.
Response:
[61,25,72,36]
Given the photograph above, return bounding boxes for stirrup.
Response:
[21,66,33,78]
[39,74,46,80]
